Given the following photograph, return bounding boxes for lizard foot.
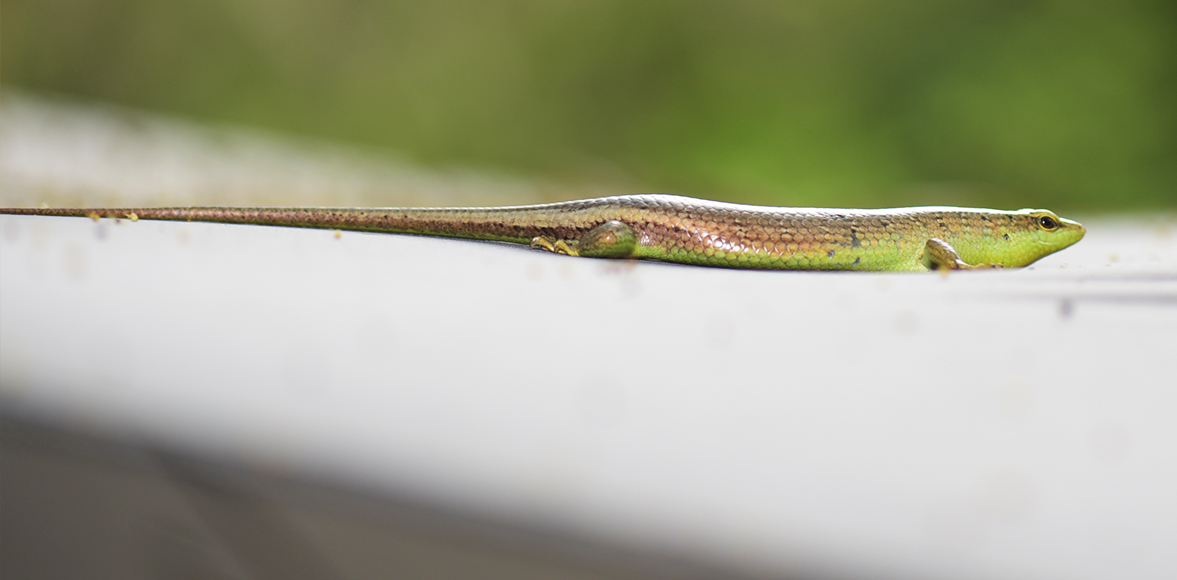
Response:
[530,236,579,256]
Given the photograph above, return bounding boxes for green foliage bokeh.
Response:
[4,0,1174,210]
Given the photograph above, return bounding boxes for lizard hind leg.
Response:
[532,218,640,257]
[530,220,638,259]
[575,220,639,259]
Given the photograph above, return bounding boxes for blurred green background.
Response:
[3,0,1175,211]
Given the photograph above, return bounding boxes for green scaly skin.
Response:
[0,195,1085,271]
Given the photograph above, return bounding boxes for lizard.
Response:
[0,194,1085,271]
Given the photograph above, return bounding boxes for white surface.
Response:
[2,214,1176,580]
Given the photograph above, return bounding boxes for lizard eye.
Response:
[1038,216,1058,230]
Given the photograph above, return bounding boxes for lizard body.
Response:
[0,194,1084,271]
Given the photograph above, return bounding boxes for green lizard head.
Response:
[999,209,1086,267]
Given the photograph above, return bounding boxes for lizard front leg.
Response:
[920,238,1002,271]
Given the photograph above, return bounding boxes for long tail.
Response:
[0,206,551,244]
